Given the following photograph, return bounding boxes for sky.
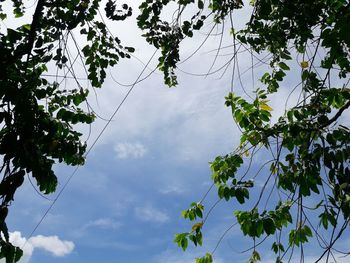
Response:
[2,1,350,263]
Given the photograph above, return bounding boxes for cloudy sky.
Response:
[3,1,350,263]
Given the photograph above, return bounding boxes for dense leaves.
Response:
[0,0,133,261]
[138,0,350,262]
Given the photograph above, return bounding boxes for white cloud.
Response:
[159,185,185,195]
[134,205,169,223]
[114,142,147,159]
[29,235,74,257]
[83,218,122,230]
[84,52,239,163]
[72,218,122,238]
[3,231,74,263]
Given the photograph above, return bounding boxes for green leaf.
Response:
[14,247,23,262]
[278,62,290,71]
[304,225,313,237]
[301,70,309,81]
[174,233,189,251]
[235,188,246,204]
[125,46,135,52]
[181,237,188,251]
[263,217,276,235]
[198,0,204,9]
[256,220,264,236]
[14,9,23,18]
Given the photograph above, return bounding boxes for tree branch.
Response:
[13,0,46,61]
[320,99,350,129]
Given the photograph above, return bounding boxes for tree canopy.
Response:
[137,0,350,262]
[0,0,134,261]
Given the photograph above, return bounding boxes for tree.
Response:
[0,0,134,261]
[137,0,350,262]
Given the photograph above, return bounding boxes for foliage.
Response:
[138,0,350,262]
[0,0,133,261]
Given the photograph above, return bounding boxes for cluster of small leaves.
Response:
[211,154,254,203]
[105,0,132,21]
[0,0,133,261]
[175,202,204,250]
[181,202,204,220]
[211,154,243,184]
[247,250,261,263]
[318,207,337,230]
[225,90,272,146]
[138,0,243,86]
[137,0,190,86]
[237,0,327,54]
[238,0,350,80]
[260,56,291,93]
[208,0,243,22]
[137,0,177,86]
[174,226,204,251]
[196,253,213,263]
[271,242,285,255]
[80,20,134,87]
[174,232,190,251]
[288,224,313,247]
[235,202,292,238]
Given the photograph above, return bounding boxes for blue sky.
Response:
[5,7,242,260]
[7,66,241,263]
[3,1,350,263]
